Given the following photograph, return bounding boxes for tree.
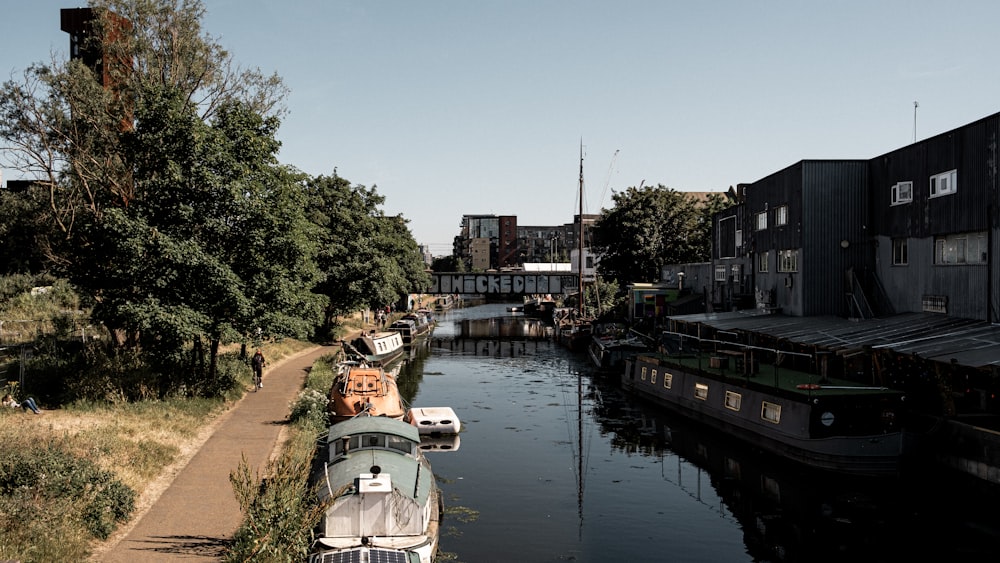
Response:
[306,175,430,337]
[592,185,729,286]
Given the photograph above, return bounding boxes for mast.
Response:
[578,142,585,317]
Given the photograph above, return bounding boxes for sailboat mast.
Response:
[578,143,585,317]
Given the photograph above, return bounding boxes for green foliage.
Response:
[592,186,733,286]
[288,389,330,434]
[306,175,430,335]
[226,440,329,562]
[0,439,136,542]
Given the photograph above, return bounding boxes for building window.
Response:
[922,295,947,313]
[892,238,908,266]
[650,369,657,385]
[758,251,769,273]
[725,391,742,411]
[935,231,987,264]
[694,383,709,400]
[929,169,957,198]
[731,264,741,281]
[761,401,781,424]
[715,265,727,281]
[755,211,767,231]
[891,181,913,205]
[641,366,647,381]
[735,229,742,250]
[775,205,788,226]
[663,373,672,389]
[777,249,798,272]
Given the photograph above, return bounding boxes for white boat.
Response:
[407,406,461,435]
[348,330,405,366]
[309,417,441,563]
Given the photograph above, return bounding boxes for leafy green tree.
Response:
[592,185,728,286]
[430,255,465,272]
[306,175,430,337]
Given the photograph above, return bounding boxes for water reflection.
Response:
[410,304,1000,562]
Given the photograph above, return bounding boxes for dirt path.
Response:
[90,344,337,562]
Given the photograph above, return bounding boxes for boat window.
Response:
[387,435,414,454]
[694,383,708,400]
[363,434,384,448]
[725,391,741,411]
[641,367,647,381]
[663,373,672,389]
[761,401,781,424]
[650,369,657,385]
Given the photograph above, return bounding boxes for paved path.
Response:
[95,345,336,562]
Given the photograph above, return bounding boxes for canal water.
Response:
[398,303,1000,563]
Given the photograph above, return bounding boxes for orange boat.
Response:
[328,362,407,423]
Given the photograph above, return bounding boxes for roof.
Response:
[666,311,1000,369]
[327,416,420,443]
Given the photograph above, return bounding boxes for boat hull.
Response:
[328,364,407,423]
[350,331,405,365]
[622,354,905,476]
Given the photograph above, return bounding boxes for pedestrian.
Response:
[251,348,266,388]
[3,393,41,414]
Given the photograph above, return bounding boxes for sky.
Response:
[4,1,1000,256]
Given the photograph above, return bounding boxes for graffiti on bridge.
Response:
[429,273,577,295]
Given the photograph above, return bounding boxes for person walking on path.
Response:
[251,348,266,388]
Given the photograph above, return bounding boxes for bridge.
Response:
[428,272,579,295]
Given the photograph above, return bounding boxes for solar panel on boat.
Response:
[369,549,408,563]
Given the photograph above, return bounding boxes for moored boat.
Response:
[328,361,407,423]
[622,337,907,476]
[309,416,441,563]
[348,330,405,366]
[390,309,435,347]
[588,331,652,373]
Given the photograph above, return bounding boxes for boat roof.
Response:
[321,449,433,506]
[666,310,1000,369]
[327,416,420,444]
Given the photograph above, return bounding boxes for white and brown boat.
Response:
[328,361,407,423]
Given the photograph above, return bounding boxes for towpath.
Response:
[92,344,337,562]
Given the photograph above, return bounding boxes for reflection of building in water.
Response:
[458,318,553,339]
[433,338,553,357]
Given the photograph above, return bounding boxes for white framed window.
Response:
[715,265,727,281]
[761,401,782,424]
[641,366,647,381]
[650,369,657,385]
[891,181,913,205]
[663,372,672,389]
[935,231,987,264]
[892,238,908,266]
[758,251,769,273]
[735,229,742,249]
[725,391,742,412]
[755,211,768,231]
[775,205,788,226]
[777,249,798,272]
[929,169,957,198]
[694,383,709,400]
[731,264,741,281]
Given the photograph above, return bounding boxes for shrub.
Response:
[289,389,330,433]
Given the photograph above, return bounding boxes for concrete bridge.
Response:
[428,272,579,295]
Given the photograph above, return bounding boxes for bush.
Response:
[289,389,330,433]
[0,440,136,544]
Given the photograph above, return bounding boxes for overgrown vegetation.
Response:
[225,355,339,561]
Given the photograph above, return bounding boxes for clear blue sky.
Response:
[4,1,1000,256]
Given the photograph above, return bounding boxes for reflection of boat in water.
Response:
[434,294,458,310]
[622,331,906,476]
[309,417,441,563]
[328,362,407,423]
[591,380,1000,563]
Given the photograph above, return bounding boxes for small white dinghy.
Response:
[408,406,461,435]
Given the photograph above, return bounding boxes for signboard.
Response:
[429,273,578,295]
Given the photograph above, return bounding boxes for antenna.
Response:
[913,101,919,143]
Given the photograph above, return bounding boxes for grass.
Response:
[0,338,316,562]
